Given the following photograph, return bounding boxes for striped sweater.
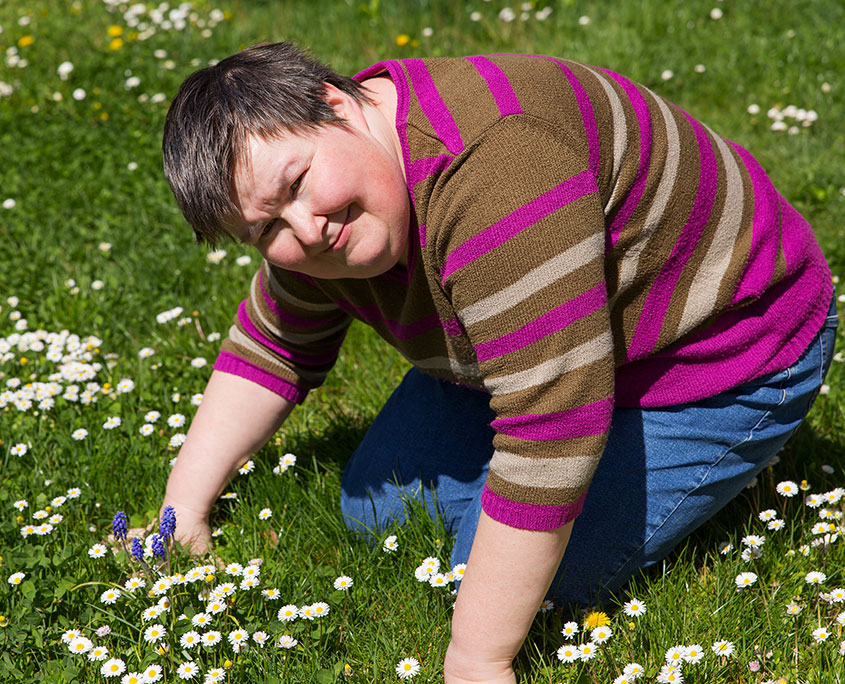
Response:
[216,55,832,530]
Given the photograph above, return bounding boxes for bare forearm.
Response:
[163,369,296,518]
[445,512,574,682]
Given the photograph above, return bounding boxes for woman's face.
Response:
[229,88,410,279]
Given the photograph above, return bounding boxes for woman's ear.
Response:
[321,82,365,126]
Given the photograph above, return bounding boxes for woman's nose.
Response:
[289,207,328,248]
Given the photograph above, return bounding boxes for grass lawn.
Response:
[1,0,843,682]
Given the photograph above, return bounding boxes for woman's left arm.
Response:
[444,512,574,683]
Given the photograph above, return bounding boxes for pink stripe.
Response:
[481,485,587,530]
[727,141,780,303]
[600,69,653,250]
[441,170,598,284]
[238,302,339,368]
[465,55,523,117]
[405,58,465,154]
[615,258,832,407]
[543,57,600,176]
[474,283,606,362]
[628,111,719,358]
[214,351,308,404]
[258,270,344,330]
[408,154,454,187]
[491,396,613,441]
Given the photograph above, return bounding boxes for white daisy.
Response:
[143,624,166,643]
[812,626,830,642]
[735,572,758,588]
[334,575,353,590]
[665,645,685,665]
[556,644,579,663]
[578,642,597,662]
[712,640,735,657]
[228,629,249,645]
[805,571,827,585]
[201,630,222,647]
[684,644,704,664]
[99,588,121,605]
[311,602,330,618]
[786,602,803,616]
[87,644,109,661]
[88,544,107,559]
[176,661,199,680]
[561,621,579,639]
[142,664,163,682]
[100,658,125,678]
[180,631,201,648]
[68,636,93,654]
[395,657,420,679]
[277,634,298,649]
[591,625,612,644]
[622,598,646,617]
[277,604,298,622]
[776,480,798,497]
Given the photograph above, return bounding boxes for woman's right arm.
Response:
[161,369,296,553]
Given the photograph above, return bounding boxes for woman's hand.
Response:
[164,501,213,556]
[443,642,516,684]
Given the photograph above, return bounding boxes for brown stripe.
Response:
[656,129,729,347]
[493,432,607,460]
[486,470,589,506]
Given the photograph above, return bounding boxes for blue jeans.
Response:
[340,301,838,605]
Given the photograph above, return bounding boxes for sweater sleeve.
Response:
[215,260,352,404]
[430,115,614,530]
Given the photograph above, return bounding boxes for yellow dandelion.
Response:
[109,38,124,51]
[582,611,611,629]
[107,25,123,37]
[223,659,233,670]
[100,112,109,121]
[395,34,411,47]
[18,36,35,48]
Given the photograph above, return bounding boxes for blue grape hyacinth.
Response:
[112,511,128,541]
[130,537,144,561]
[159,505,177,540]
[151,533,166,559]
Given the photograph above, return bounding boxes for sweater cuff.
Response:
[214,351,309,404]
[480,484,587,530]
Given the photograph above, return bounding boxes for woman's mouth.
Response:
[329,206,352,252]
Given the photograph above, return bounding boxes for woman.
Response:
[160,42,836,683]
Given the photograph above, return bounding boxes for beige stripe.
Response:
[484,331,612,395]
[251,290,351,346]
[676,127,745,336]
[616,90,681,294]
[412,355,481,380]
[263,262,339,313]
[227,325,328,384]
[458,232,604,327]
[583,66,628,214]
[490,449,601,489]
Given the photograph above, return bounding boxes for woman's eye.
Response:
[261,220,276,237]
[290,172,304,197]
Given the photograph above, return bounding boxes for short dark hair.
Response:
[162,41,373,246]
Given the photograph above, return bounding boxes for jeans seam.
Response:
[601,398,779,590]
